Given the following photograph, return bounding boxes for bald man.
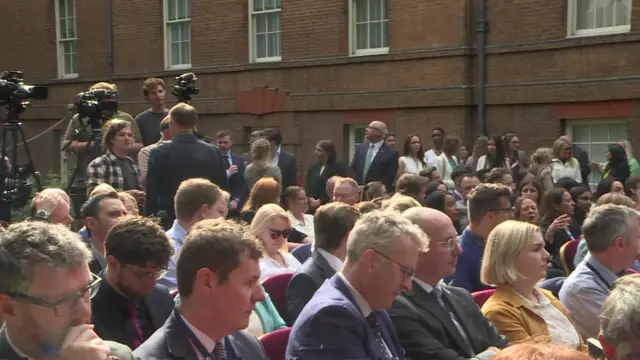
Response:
[350,120,398,191]
[389,208,508,360]
[31,188,74,225]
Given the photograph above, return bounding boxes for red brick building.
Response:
[0,0,638,183]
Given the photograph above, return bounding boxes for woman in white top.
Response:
[397,134,426,177]
[434,135,461,190]
[549,137,582,184]
[283,186,314,243]
[251,203,302,282]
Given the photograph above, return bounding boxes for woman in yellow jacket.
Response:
[479,220,587,352]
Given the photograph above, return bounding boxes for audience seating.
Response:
[291,243,312,263]
[259,327,291,360]
[559,239,580,275]
[471,289,496,307]
[537,277,565,298]
[262,273,295,323]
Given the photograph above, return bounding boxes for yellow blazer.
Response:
[481,285,587,352]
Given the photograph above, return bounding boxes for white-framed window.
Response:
[164,0,191,69]
[349,0,389,56]
[55,0,78,78]
[348,125,367,161]
[566,120,628,187]
[568,0,632,37]
[250,0,282,62]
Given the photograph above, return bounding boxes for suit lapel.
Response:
[143,291,167,331]
[408,283,471,356]
[165,311,197,360]
[311,251,336,280]
[441,286,479,354]
[0,328,22,360]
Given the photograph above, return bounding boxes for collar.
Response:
[5,330,33,360]
[337,272,372,317]
[491,285,551,309]
[461,227,485,250]
[167,220,188,244]
[585,253,619,286]
[414,278,443,295]
[180,315,221,354]
[88,241,107,268]
[276,145,281,155]
[316,248,343,272]
[369,140,383,150]
[105,149,133,163]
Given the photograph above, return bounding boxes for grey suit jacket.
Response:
[0,326,134,360]
[133,309,267,360]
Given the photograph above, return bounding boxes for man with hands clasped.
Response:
[0,221,134,360]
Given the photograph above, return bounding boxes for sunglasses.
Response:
[269,229,292,240]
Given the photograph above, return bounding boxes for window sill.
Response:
[59,74,79,80]
[253,56,282,63]
[167,64,192,71]
[568,25,631,38]
[351,47,390,57]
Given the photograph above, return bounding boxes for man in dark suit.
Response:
[215,130,248,217]
[133,219,268,360]
[0,222,135,360]
[144,103,228,222]
[286,211,428,360]
[350,121,399,192]
[286,202,361,324]
[390,207,509,360]
[263,128,297,190]
[91,217,175,350]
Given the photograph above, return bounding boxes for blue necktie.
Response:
[366,313,391,360]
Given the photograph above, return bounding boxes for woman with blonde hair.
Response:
[466,136,489,171]
[381,194,421,213]
[241,177,281,223]
[550,137,582,184]
[251,203,302,282]
[244,138,282,190]
[529,147,554,191]
[480,220,586,351]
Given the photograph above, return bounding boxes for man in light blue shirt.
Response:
[158,178,228,289]
[560,204,640,339]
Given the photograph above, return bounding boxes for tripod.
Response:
[64,127,101,195]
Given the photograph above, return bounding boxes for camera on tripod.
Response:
[172,72,199,104]
[74,89,119,133]
[0,71,48,114]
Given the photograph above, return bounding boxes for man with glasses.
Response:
[449,184,511,293]
[390,207,508,360]
[91,216,174,349]
[350,121,399,192]
[287,210,427,359]
[0,221,134,360]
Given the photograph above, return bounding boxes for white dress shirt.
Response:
[367,140,384,164]
[181,315,224,358]
[316,248,343,271]
[270,145,281,167]
[259,251,302,282]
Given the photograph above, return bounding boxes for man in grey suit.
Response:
[0,221,134,360]
[133,219,268,360]
[389,208,509,360]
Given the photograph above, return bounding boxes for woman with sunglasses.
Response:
[251,203,302,282]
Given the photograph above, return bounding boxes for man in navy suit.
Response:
[286,210,428,360]
[215,130,248,216]
[350,121,399,192]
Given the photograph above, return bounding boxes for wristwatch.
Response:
[34,210,50,222]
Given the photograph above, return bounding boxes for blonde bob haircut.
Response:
[481,220,541,286]
[382,194,421,213]
[249,203,291,255]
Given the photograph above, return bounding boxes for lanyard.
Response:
[173,308,231,360]
[563,228,576,241]
[585,262,612,290]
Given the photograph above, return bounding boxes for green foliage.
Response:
[10,171,70,222]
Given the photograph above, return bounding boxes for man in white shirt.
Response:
[286,202,361,324]
[134,219,268,360]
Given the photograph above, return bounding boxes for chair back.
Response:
[262,273,295,323]
[291,243,312,263]
[471,289,496,307]
[559,239,580,275]
[259,327,291,360]
[537,277,566,298]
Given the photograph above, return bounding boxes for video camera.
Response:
[74,89,119,133]
[0,71,48,116]
[172,72,199,104]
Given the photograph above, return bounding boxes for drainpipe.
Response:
[477,0,488,135]
[107,0,115,82]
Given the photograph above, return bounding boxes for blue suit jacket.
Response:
[227,153,248,209]
[350,142,399,191]
[286,274,405,360]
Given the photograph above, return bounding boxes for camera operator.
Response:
[135,78,168,147]
[63,82,143,183]
[144,103,227,222]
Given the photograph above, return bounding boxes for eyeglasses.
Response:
[437,236,460,251]
[7,273,102,316]
[373,250,415,279]
[269,229,292,240]
[123,264,168,281]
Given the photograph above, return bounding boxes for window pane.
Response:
[355,0,368,23]
[256,34,267,58]
[171,42,181,65]
[267,13,279,32]
[381,20,388,47]
[370,22,382,48]
[256,14,266,33]
[167,0,177,20]
[177,0,188,19]
[58,0,67,18]
[267,33,277,57]
[180,22,190,41]
[264,0,276,10]
[356,23,368,49]
[369,0,382,21]
[67,0,75,18]
[572,125,590,143]
[64,52,72,75]
[170,23,180,43]
[253,0,263,11]
[610,123,627,141]
[590,124,612,142]
[615,0,631,25]
[576,0,595,30]
[184,0,190,18]
[181,41,190,65]
[59,18,67,38]
[67,17,76,38]
[354,127,366,143]
[590,143,609,163]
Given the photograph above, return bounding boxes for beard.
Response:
[116,271,144,300]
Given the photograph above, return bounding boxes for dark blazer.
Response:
[305,162,348,204]
[132,308,267,360]
[389,281,509,360]
[573,145,591,185]
[0,326,134,360]
[91,273,174,350]
[350,142,399,191]
[144,133,228,219]
[226,152,249,210]
[278,149,298,190]
[286,274,405,360]
[286,250,338,325]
